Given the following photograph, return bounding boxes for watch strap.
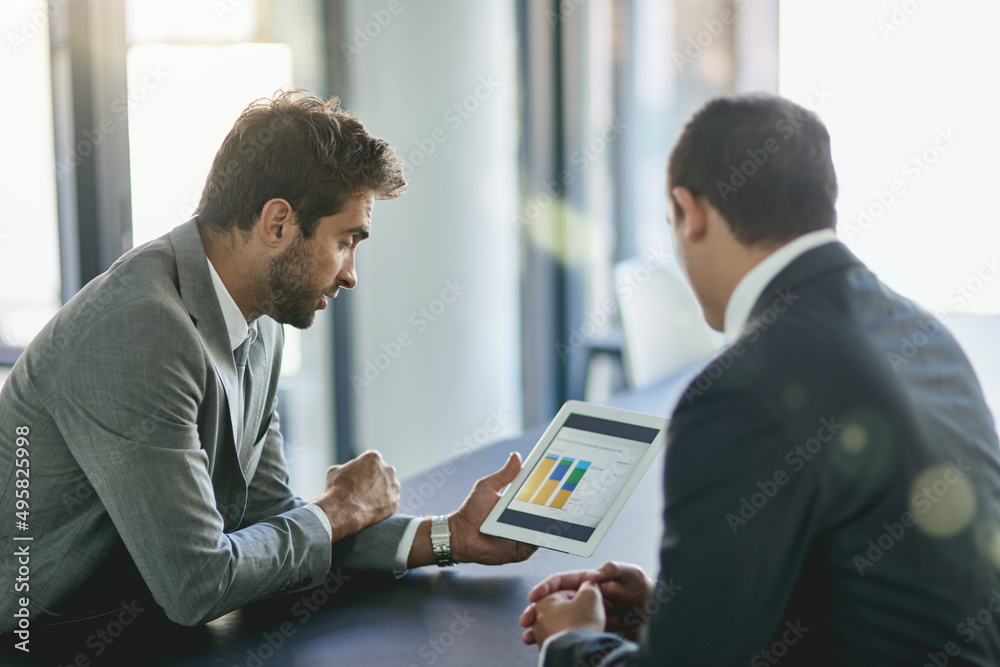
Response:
[430,514,456,567]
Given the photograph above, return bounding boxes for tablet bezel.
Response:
[480,400,667,557]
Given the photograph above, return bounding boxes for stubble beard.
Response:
[263,237,323,330]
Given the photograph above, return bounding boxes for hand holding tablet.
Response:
[480,401,667,557]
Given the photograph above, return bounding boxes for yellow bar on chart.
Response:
[515,455,559,502]
[549,488,573,509]
[531,478,561,505]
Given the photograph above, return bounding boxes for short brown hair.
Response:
[668,94,837,246]
[196,89,406,238]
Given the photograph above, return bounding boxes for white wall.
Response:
[341,0,522,477]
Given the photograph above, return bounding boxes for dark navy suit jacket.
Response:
[546,242,1000,666]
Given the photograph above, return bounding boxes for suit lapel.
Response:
[169,219,244,467]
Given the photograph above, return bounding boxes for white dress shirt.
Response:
[205,257,421,576]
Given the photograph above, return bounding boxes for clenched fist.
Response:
[310,450,400,543]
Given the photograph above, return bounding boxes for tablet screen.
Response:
[495,413,661,542]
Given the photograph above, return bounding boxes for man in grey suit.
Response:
[0,90,533,645]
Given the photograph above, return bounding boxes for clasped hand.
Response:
[519,562,654,648]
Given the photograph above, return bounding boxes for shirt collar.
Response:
[205,257,257,352]
[723,228,838,345]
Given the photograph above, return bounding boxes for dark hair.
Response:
[668,93,838,246]
[196,89,406,238]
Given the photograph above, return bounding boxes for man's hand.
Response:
[519,581,606,648]
[310,450,400,543]
[407,452,538,569]
[449,452,538,565]
[521,562,653,644]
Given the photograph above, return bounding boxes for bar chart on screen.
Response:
[508,427,644,527]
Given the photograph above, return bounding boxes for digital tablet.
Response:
[480,400,667,557]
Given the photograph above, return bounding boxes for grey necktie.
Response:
[233,336,251,446]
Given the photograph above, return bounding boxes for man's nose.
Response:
[338,261,357,290]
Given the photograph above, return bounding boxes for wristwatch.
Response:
[430,514,456,567]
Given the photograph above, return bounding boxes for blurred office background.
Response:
[1,0,998,498]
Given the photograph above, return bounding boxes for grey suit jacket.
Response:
[0,219,411,632]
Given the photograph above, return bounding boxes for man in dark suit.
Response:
[520,94,1000,664]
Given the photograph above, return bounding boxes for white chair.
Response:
[614,258,719,388]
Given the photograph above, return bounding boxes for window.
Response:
[124,0,293,246]
[0,1,62,356]
[780,0,1000,314]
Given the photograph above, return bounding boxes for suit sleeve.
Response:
[545,382,816,666]
[241,395,416,573]
[52,298,333,626]
[240,399,301,521]
[543,630,640,666]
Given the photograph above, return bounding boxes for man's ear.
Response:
[670,186,709,243]
[257,198,297,249]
